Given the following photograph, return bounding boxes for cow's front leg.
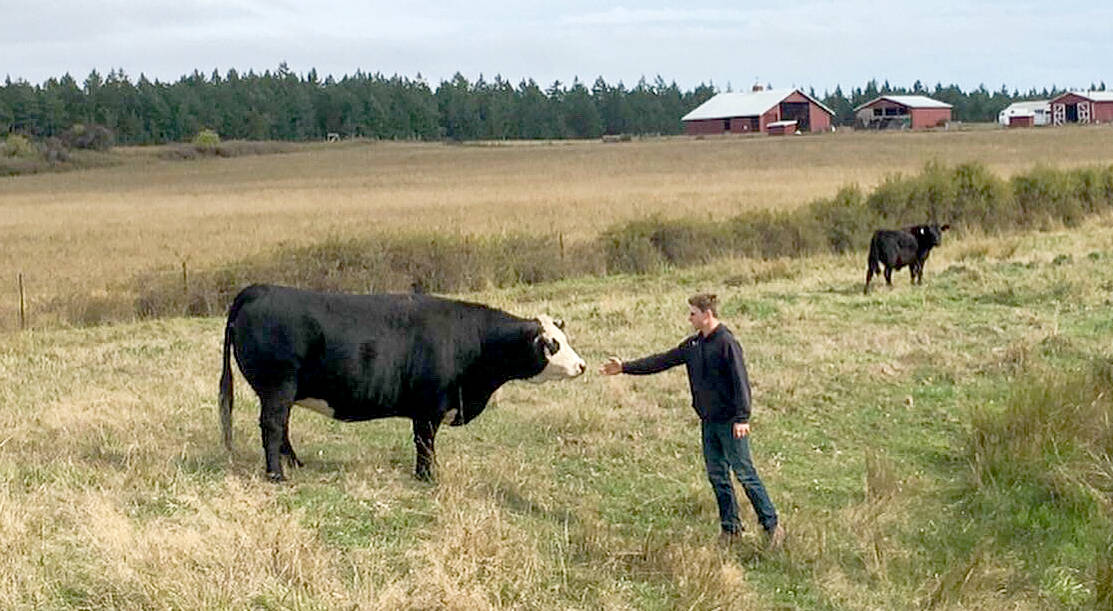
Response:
[412,418,440,482]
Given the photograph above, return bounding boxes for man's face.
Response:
[688,304,710,332]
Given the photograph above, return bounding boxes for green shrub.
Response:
[866,172,916,225]
[908,160,957,223]
[2,134,37,158]
[61,124,114,150]
[1011,165,1084,227]
[192,129,221,149]
[950,162,1013,231]
[808,184,872,253]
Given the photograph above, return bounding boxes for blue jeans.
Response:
[701,421,778,533]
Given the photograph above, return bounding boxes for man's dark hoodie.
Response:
[620,324,752,424]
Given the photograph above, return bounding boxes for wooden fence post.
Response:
[18,273,26,330]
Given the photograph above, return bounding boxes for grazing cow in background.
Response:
[219,284,586,482]
[864,224,950,294]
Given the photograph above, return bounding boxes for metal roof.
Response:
[681,89,834,121]
[1000,101,1050,115]
[1051,91,1113,103]
[854,95,953,111]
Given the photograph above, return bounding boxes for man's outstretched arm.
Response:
[600,344,687,376]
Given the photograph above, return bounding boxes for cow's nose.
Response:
[575,361,586,376]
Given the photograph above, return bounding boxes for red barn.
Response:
[854,95,952,130]
[1049,91,1113,125]
[682,87,834,135]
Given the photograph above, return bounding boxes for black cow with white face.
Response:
[864,223,950,294]
[219,284,586,481]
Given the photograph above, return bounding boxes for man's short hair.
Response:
[688,293,718,316]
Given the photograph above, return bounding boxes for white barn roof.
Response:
[1002,101,1050,113]
[681,89,834,121]
[854,95,953,111]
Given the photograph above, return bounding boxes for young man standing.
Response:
[601,294,785,549]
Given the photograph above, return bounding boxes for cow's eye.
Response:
[546,338,560,354]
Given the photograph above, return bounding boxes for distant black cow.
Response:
[219,284,586,482]
[864,224,950,294]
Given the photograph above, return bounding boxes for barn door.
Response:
[1078,101,1091,124]
[1053,103,1065,125]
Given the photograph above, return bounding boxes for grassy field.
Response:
[3,126,1113,331]
[1,127,1112,608]
[1,211,1112,608]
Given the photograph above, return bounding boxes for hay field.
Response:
[1,213,1111,608]
[2,126,1113,330]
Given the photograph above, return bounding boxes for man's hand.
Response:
[733,422,750,439]
[600,357,623,376]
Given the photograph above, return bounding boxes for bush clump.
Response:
[1,134,38,158]
[132,232,604,319]
[60,124,115,150]
[192,128,221,149]
[601,161,1113,274]
[157,139,294,161]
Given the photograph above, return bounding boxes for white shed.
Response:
[998,101,1051,126]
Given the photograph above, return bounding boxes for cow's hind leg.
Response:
[412,418,441,482]
[280,409,304,469]
[259,385,296,482]
[884,266,894,287]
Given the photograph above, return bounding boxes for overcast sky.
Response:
[3,1,1111,94]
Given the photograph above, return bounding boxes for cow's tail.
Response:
[219,295,246,452]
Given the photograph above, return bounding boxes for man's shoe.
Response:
[765,523,785,550]
[718,530,742,547]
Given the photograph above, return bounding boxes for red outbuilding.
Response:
[681,87,834,135]
[766,120,797,136]
[854,95,953,130]
[1049,91,1113,125]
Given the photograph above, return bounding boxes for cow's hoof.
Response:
[414,470,436,483]
[266,471,286,483]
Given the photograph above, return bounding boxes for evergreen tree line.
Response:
[1,64,1107,145]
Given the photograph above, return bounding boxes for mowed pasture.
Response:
[0,127,1112,608]
[2,126,1113,330]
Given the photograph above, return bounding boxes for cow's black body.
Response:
[219,284,560,481]
[864,224,949,294]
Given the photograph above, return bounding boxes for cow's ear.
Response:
[941,224,950,231]
[552,318,565,330]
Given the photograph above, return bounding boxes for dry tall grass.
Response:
[2,126,1113,330]
[2,211,1112,608]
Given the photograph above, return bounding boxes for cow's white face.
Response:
[527,315,586,382]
